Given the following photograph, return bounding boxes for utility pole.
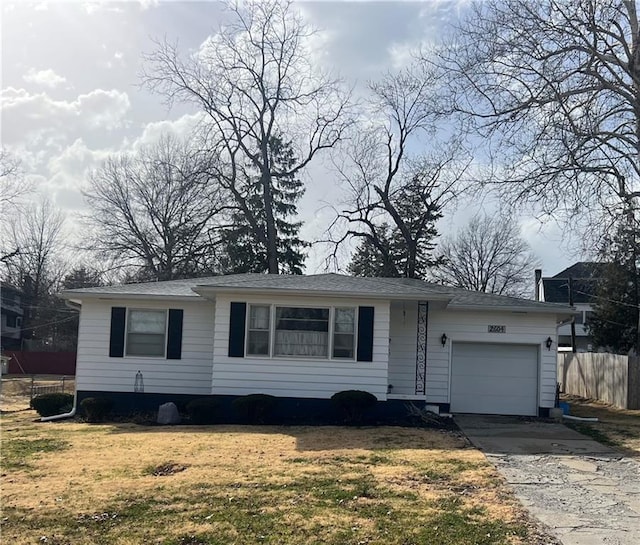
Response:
[569,276,577,353]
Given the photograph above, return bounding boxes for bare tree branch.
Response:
[432,214,539,298]
[84,135,229,281]
[141,0,352,273]
[432,0,640,233]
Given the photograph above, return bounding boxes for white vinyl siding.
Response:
[75,298,215,395]
[388,301,419,395]
[213,294,389,400]
[426,309,558,409]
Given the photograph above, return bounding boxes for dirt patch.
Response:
[145,462,188,476]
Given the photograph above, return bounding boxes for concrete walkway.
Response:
[456,415,640,545]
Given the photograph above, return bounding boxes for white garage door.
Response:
[450,343,539,416]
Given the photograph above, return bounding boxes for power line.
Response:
[574,289,640,310]
[15,314,78,334]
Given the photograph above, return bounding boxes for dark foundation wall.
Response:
[75,390,430,425]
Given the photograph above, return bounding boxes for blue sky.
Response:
[1,0,575,279]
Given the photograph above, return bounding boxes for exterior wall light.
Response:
[545,336,554,351]
[441,333,448,347]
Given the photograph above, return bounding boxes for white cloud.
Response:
[387,41,421,70]
[23,68,67,88]
[130,112,205,150]
[1,87,131,148]
[48,138,112,185]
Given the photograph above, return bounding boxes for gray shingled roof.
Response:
[62,273,571,313]
[542,278,598,304]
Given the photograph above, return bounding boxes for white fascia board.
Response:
[446,303,578,318]
[58,292,203,303]
[192,285,453,302]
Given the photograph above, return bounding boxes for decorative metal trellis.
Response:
[415,301,428,395]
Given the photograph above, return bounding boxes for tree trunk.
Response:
[261,170,279,274]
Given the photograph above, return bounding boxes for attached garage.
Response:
[450,342,539,416]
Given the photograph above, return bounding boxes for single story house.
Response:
[62,273,574,418]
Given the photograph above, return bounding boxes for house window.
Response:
[6,315,18,328]
[247,305,271,356]
[333,307,356,359]
[274,307,330,358]
[126,309,167,357]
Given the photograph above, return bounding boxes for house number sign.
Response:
[488,325,506,333]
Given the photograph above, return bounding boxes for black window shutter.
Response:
[228,302,247,357]
[109,307,126,358]
[357,306,375,362]
[166,309,184,360]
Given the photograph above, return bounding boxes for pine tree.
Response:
[347,175,443,279]
[348,224,402,278]
[220,137,308,274]
[587,215,639,353]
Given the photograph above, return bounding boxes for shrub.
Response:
[30,393,74,417]
[80,397,114,423]
[232,394,277,424]
[331,390,377,424]
[186,397,220,425]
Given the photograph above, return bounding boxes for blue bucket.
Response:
[559,402,570,415]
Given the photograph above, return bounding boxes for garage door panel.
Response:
[450,342,538,416]
[451,376,538,395]
[453,394,536,415]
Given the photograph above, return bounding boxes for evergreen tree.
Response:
[220,137,308,274]
[348,224,402,278]
[347,175,443,279]
[587,215,639,354]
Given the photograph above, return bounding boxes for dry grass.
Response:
[562,394,640,456]
[1,384,552,545]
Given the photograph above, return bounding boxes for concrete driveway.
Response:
[456,415,640,545]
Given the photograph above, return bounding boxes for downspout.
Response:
[40,389,77,422]
[40,298,81,421]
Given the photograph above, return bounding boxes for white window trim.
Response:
[245,304,358,361]
[124,308,168,359]
[246,304,272,357]
[332,306,358,360]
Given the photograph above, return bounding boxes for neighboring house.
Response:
[1,282,24,350]
[535,262,607,351]
[61,273,574,418]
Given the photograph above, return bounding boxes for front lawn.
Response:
[562,394,640,456]
[1,400,549,544]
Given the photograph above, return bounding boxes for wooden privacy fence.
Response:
[557,352,640,410]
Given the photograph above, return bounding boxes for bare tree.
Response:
[0,147,33,207]
[1,148,35,263]
[432,214,539,298]
[142,0,351,274]
[2,198,67,345]
[85,135,228,281]
[331,66,470,279]
[433,0,639,232]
